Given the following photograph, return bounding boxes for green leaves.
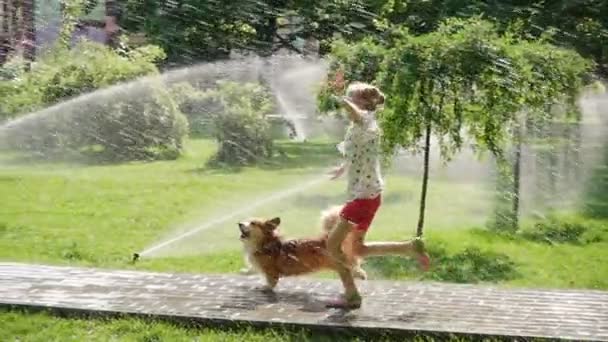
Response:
[317,37,387,113]
[0,41,165,119]
[320,17,592,161]
[203,81,275,166]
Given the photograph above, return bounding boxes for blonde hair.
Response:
[345,82,385,111]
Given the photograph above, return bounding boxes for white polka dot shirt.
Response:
[337,110,384,201]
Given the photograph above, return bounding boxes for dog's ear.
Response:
[266,217,281,229]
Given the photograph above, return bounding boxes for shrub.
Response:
[426,247,519,283]
[521,215,607,245]
[3,81,188,161]
[204,81,275,166]
[169,82,217,137]
[522,219,586,245]
[0,41,189,161]
[1,41,165,119]
[583,140,608,218]
[366,245,519,284]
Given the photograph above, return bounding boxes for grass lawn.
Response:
[0,138,496,270]
[0,309,317,342]
[1,138,607,340]
[0,308,523,342]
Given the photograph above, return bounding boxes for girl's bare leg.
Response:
[349,230,430,271]
[343,232,367,279]
[327,217,361,303]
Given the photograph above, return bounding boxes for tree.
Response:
[21,0,35,64]
[204,81,275,166]
[0,0,35,66]
[492,35,591,230]
[319,18,591,236]
[0,0,9,64]
[377,19,523,237]
[117,0,384,63]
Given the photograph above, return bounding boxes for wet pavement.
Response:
[0,262,606,341]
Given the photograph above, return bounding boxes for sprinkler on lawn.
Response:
[132,253,140,263]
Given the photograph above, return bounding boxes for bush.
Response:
[426,247,519,283]
[169,82,218,137]
[366,245,519,284]
[204,81,275,166]
[1,41,165,119]
[522,219,586,245]
[0,41,189,161]
[3,81,188,161]
[521,215,607,245]
[584,145,608,219]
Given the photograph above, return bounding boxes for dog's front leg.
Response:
[260,274,279,293]
[240,265,256,275]
[240,255,257,275]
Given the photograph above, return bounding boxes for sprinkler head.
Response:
[132,253,140,263]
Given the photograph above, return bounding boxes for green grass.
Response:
[1,138,607,340]
[0,308,533,342]
[0,138,495,271]
[0,138,606,285]
[0,309,346,342]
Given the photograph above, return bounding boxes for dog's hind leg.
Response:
[320,205,342,233]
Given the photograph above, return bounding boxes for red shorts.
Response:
[340,195,381,231]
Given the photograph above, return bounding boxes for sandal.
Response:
[326,293,362,310]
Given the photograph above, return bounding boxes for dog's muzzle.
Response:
[238,223,250,239]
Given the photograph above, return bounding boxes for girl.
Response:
[326,81,431,309]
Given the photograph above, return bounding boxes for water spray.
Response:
[132,173,331,260]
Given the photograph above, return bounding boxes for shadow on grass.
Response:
[0,148,179,168]
[191,140,339,174]
[260,141,338,170]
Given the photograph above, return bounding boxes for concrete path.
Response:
[0,263,606,341]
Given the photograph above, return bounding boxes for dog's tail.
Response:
[320,205,342,233]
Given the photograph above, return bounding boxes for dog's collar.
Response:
[255,241,282,256]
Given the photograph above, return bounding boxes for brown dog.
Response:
[238,206,365,291]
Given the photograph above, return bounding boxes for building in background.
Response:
[1,0,34,65]
[0,0,119,66]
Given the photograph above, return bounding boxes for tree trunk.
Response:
[105,0,119,47]
[1,0,10,65]
[547,123,559,210]
[22,0,35,65]
[256,13,277,56]
[10,0,19,49]
[512,123,522,230]
[255,0,289,56]
[416,122,432,237]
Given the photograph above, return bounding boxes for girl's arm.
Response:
[329,141,349,180]
[329,162,347,180]
[341,97,364,125]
